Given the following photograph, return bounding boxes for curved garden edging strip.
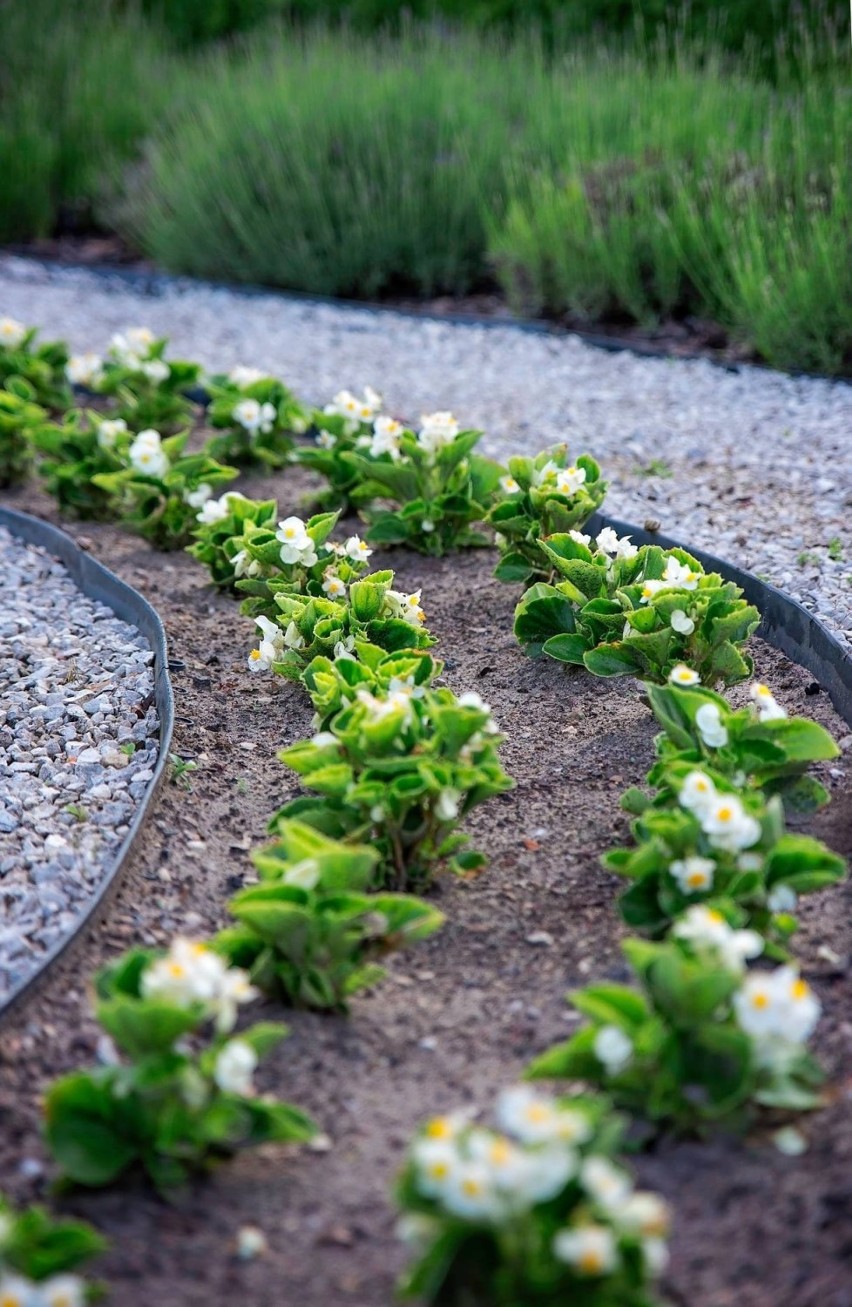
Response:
[0,506,174,1022]
[592,512,852,728]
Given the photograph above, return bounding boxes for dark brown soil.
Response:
[0,464,850,1307]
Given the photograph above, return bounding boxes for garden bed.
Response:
[0,462,850,1306]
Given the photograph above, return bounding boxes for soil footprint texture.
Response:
[1,466,850,1307]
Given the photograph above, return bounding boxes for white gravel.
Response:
[2,254,850,648]
[0,526,159,1002]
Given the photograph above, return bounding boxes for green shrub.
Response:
[0,0,175,241]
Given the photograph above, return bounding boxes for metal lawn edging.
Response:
[0,506,174,1022]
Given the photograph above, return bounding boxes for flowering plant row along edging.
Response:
[0,313,848,1302]
[0,504,174,1024]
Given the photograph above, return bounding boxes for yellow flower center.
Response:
[427,1161,449,1180]
[579,1249,603,1274]
[525,1103,551,1124]
[688,871,707,888]
[791,979,809,1001]
[706,909,723,923]
[751,992,770,1010]
[462,1178,483,1197]
[249,649,262,660]
[716,806,733,822]
[425,1117,451,1139]
[489,1139,512,1165]
[168,962,186,978]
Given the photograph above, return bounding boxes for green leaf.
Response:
[44,1072,139,1186]
[583,643,639,678]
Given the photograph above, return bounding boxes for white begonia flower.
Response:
[385,588,426,627]
[435,788,461,823]
[612,1190,670,1240]
[670,608,695,635]
[643,1237,670,1276]
[641,554,700,602]
[143,358,170,384]
[322,572,347,599]
[751,682,787,721]
[734,965,820,1047]
[334,635,356,660]
[767,883,798,914]
[495,1086,591,1147]
[701,794,762,852]
[235,1225,268,1260]
[184,478,211,501]
[396,1213,439,1250]
[595,527,620,555]
[738,852,763,872]
[229,365,267,388]
[669,663,700,687]
[672,905,763,973]
[41,1274,87,1307]
[418,410,460,456]
[248,616,285,673]
[532,458,560,487]
[129,429,169,478]
[443,1160,501,1220]
[553,1224,618,1277]
[66,352,104,387]
[554,465,587,496]
[276,516,312,563]
[457,690,491,713]
[695,702,729,748]
[0,317,27,348]
[125,326,155,353]
[284,620,305,650]
[109,327,155,365]
[581,1156,632,1211]
[214,1039,258,1096]
[669,855,715,895]
[500,475,520,494]
[283,858,321,891]
[368,415,404,460]
[344,534,372,563]
[215,967,259,1033]
[232,549,262,580]
[316,429,337,449]
[233,398,276,435]
[196,495,233,525]
[311,731,338,748]
[592,1025,633,1076]
[569,529,591,546]
[0,1273,38,1307]
[615,534,638,560]
[141,937,228,1008]
[678,769,717,817]
[97,417,128,449]
[421,518,435,532]
[412,1137,459,1198]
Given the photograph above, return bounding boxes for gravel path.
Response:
[2,254,850,648]
[0,526,159,1002]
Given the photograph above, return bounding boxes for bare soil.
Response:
[0,463,850,1307]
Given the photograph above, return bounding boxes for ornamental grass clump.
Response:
[0,1193,105,1307]
[246,565,435,680]
[275,686,513,890]
[92,428,237,548]
[206,366,310,467]
[528,933,825,1133]
[235,512,374,618]
[296,386,385,510]
[514,533,759,686]
[44,939,316,1192]
[0,316,69,409]
[608,761,846,953]
[345,410,503,556]
[395,1087,669,1306]
[216,820,444,1010]
[0,381,46,487]
[67,327,201,434]
[487,445,608,585]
